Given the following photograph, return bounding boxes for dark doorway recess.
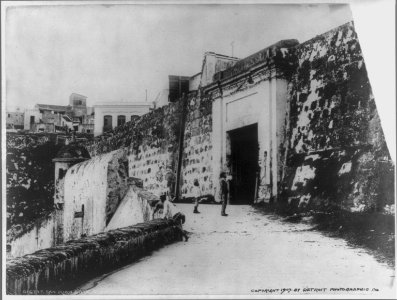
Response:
[228,123,259,204]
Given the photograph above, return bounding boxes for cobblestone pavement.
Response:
[77,204,395,297]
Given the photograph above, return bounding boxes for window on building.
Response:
[117,115,126,127]
[131,115,139,122]
[59,169,65,180]
[8,114,10,118]
[103,115,113,132]
[30,116,35,124]
[74,100,82,106]
[168,75,190,102]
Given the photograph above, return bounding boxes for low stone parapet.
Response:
[6,219,181,295]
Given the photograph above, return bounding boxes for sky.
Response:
[5,3,353,110]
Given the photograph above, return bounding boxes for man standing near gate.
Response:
[219,172,229,216]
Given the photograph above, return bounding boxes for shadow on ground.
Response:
[253,203,395,268]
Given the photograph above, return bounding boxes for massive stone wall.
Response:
[128,101,182,195]
[181,94,214,198]
[85,95,216,199]
[78,21,394,212]
[281,22,394,212]
[85,94,215,199]
[84,101,183,197]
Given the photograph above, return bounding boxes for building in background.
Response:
[168,75,190,103]
[22,93,94,134]
[6,107,25,131]
[153,53,238,109]
[93,101,152,136]
[32,104,71,133]
[199,52,239,87]
[69,93,87,118]
[94,74,199,135]
[151,76,190,109]
[79,112,95,134]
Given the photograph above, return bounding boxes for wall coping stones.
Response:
[6,219,181,295]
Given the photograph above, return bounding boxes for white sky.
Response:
[5,3,352,109]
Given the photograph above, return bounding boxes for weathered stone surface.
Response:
[182,94,214,198]
[281,22,395,212]
[6,219,181,295]
[84,101,183,197]
[84,93,215,200]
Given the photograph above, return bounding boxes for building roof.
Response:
[93,101,153,107]
[53,142,91,162]
[190,72,202,78]
[204,51,239,61]
[70,93,88,99]
[62,115,72,122]
[36,104,70,112]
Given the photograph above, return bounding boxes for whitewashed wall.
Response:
[63,150,122,241]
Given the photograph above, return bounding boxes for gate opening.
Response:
[228,123,259,204]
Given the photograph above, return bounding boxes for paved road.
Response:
[77,204,395,297]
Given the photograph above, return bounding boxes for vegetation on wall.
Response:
[6,135,62,228]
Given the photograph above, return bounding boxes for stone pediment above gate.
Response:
[212,39,299,84]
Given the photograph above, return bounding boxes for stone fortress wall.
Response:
[282,22,394,212]
[83,21,394,212]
